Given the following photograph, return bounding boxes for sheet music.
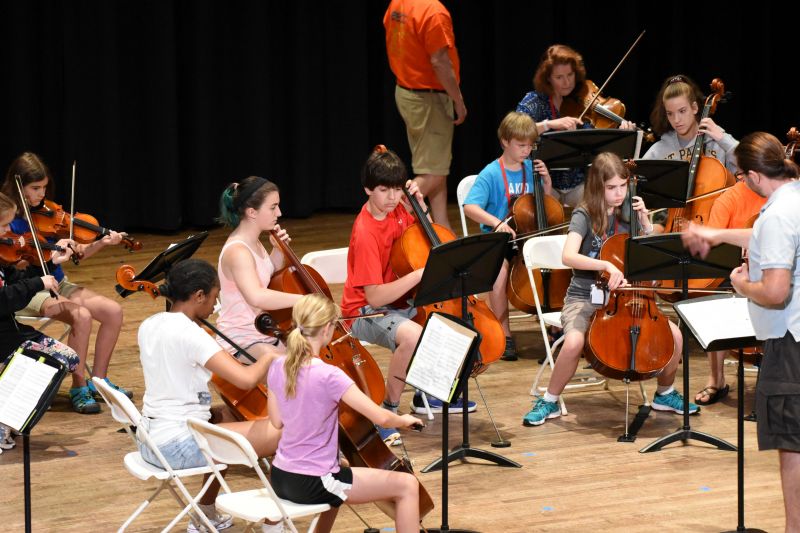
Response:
[675,296,755,350]
[0,353,58,432]
[405,314,477,402]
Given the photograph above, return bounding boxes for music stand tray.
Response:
[538,129,638,169]
[625,234,741,453]
[629,159,690,209]
[116,231,209,298]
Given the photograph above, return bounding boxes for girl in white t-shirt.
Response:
[137,258,280,532]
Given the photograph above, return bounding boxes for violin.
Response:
[585,177,674,381]
[389,179,505,375]
[115,264,271,422]
[258,231,434,519]
[560,79,628,130]
[32,199,142,252]
[506,147,570,314]
[0,232,67,266]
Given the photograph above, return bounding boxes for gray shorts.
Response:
[350,305,417,353]
[560,296,600,335]
[757,331,800,452]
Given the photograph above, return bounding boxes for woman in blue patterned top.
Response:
[517,44,634,207]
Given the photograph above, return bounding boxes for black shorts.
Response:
[270,465,353,507]
[756,331,800,452]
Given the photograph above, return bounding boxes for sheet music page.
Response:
[675,297,755,350]
[0,353,57,432]
[405,314,477,402]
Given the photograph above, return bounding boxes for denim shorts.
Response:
[350,305,417,352]
[137,420,207,470]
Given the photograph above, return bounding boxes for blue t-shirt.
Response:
[10,217,65,282]
[463,159,535,233]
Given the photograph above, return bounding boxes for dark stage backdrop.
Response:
[1,1,797,232]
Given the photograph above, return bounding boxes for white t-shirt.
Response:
[138,312,221,444]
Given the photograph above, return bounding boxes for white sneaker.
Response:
[186,504,234,532]
[262,521,287,533]
[0,424,15,452]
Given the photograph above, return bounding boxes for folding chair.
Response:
[15,314,71,342]
[522,236,652,416]
[187,418,330,533]
[91,377,223,533]
[300,247,349,284]
[456,174,478,237]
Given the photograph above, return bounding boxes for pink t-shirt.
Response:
[268,356,354,476]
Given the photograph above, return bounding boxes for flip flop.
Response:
[695,384,730,405]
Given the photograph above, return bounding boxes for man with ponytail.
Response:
[683,132,800,532]
[268,293,422,533]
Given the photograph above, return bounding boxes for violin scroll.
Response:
[115,264,161,298]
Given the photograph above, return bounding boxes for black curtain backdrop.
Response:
[1,1,797,232]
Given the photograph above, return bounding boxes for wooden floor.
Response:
[0,209,786,533]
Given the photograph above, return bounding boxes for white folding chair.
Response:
[15,314,71,342]
[187,418,330,533]
[300,247,349,284]
[456,174,477,237]
[92,377,223,533]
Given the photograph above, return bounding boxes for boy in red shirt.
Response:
[342,146,475,445]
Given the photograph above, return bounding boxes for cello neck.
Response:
[270,229,325,294]
[402,186,441,246]
[686,96,715,195]
[531,147,548,230]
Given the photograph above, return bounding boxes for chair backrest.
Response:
[300,247,349,284]
[456,174,477,237]
[522,234,569,271]
[92,376,141,427]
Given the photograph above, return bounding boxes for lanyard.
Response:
[499,158,527,206]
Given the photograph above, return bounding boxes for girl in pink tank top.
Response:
[216,176,302,362]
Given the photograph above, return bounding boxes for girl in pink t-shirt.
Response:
[216,177,302,362]
[267,294,422,533]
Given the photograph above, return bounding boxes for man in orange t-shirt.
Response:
[695,179,767,406]
[384,0,466,231]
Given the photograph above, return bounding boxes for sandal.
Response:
[695,384,730,405]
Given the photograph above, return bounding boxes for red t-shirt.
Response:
[384,0,460,90]
[708,181,766,230]
[341,203,415,317]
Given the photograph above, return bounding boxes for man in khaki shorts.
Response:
[384,0,466,231]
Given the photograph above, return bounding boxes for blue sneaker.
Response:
[411,392,477,414]
[69,386,101,414]
[88,377,133,400]
[522,397,561,427]
[376,425,402,447]
[652,390,699,415]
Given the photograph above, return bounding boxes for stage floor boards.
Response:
[0,210,785,532]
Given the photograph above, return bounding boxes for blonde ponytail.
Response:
[283,293,339,398]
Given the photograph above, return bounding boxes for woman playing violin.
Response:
[1,152,130,414]
[216,176,301,363]
[516,44,635,207]
[136,258,280,532]
[522,153,697,427]
[268,293,422,533]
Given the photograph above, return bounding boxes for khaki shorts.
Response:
[559,296,600,335]
[16,278,81,317]
[395,85,454,176]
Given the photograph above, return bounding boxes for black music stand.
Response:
[538,129,638,169]
[116,231,209,298]
[414,232,519,469]
[629,159,690,209]
[674,294,766,533]
[623,234,741,453]
[0,349,68,533]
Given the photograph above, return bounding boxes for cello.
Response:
[389,174,505,375]
[585,176,674,381]
[506,145,570,314]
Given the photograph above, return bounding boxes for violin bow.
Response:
[578,30,646,123]
[69,161,76,243]
[14,174,58,298]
